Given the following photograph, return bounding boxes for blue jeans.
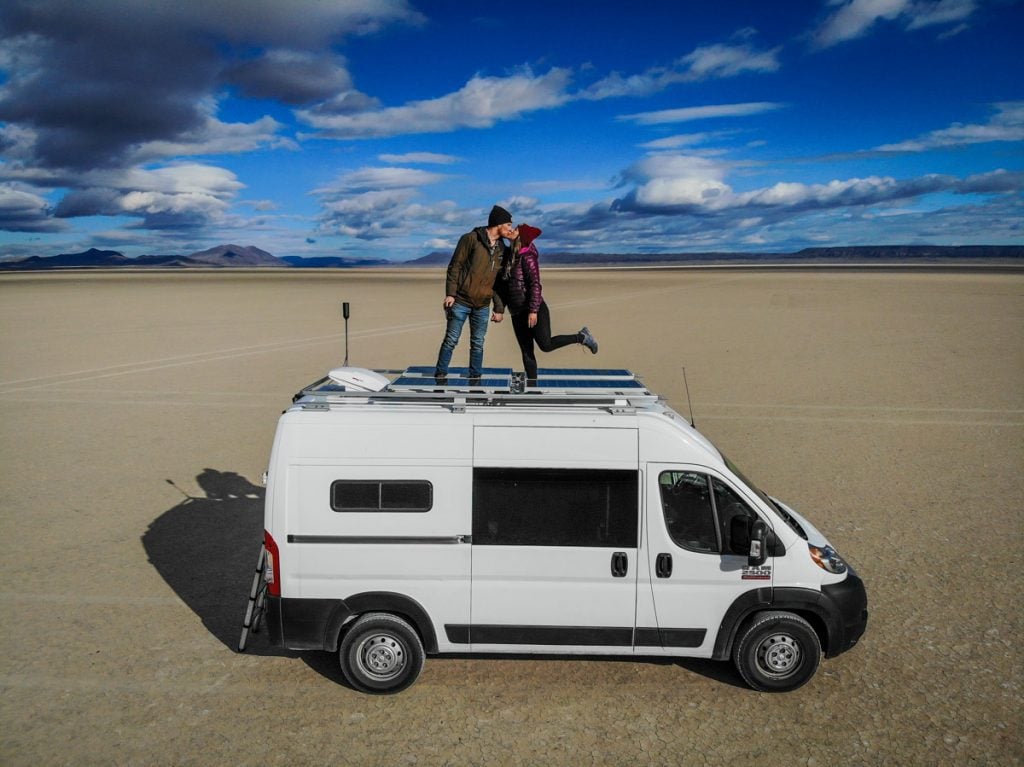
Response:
[435,302,490,377]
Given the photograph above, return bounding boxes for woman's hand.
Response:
[528,312,538,328]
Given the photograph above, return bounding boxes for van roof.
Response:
[291,366,665,413]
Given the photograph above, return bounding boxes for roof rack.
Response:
[292,366,662,412]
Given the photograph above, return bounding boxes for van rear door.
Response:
[464,426,640,654]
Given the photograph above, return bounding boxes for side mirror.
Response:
[748,520,769,567]
[729,515,751,555]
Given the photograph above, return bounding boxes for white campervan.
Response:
[256,366,867,694]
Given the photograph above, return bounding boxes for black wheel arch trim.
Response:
[712,587,772,661]
[326,591,439,654]
[713,586,854,661]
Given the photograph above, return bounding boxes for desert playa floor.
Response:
[0,267,1021,766]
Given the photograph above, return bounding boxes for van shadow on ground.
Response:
[142,468,294,657]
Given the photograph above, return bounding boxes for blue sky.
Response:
[1,0,1021,261]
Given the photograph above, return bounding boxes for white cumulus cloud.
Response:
[619,102,784,125]
[378,152,461,165]
[299,67,573,138]
[583,39,780,100]
[313,164,457,240]
[813,0,979,47]
[876,101,1024,151]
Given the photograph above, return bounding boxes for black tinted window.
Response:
[658,471,719,553]
[473,468,638,547]
[331,480,432,512]
[712,476,756,548]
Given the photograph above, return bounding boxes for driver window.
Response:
[658,471,719,553]
[712,477,757,552]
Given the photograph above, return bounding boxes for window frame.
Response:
[657,470,720,554]
[657,470,757,555]
[330,479,433,513]
[472,467,639,548]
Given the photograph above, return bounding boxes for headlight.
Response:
[808,544,847,574]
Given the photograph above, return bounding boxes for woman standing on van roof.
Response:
[493,224,598,383]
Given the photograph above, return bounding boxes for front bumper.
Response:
[821,567,868,656]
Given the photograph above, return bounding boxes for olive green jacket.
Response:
[445,227,507,312]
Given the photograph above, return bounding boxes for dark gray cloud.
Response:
[0,1,417,171]
[0,0,420,233]
[303,90,384,118]
[0,185,66,232]
[956,168,1024,194]
[0,1,419,170]
[0,3,218,170]
[224,50,356,106]
[52,188,123,218]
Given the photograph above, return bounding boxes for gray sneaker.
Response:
[579,326,598,354]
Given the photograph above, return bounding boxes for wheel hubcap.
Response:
[755,633,801,677]
[357,634,406,680]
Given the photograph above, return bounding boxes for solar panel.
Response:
[389,365,649,395]
[536,368,634,378]
[534,378,646,391]
[391,376,512,391]
[403,366,513,377]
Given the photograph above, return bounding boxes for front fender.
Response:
[712,578,866,661]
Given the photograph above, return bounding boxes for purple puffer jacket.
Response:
[495,244,542,316]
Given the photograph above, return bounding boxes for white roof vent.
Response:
[327,366,390,392]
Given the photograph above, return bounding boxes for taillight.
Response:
[264,530,281,596]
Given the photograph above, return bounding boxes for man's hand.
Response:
[443,296,455,308]
[491,312,504,323]
[528,312,538,328]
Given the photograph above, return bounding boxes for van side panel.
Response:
[474,424,637,469]
[272,417,473,653]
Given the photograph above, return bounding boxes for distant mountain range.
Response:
[0,244,389,270]
[2,243,1021,271]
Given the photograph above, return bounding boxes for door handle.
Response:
[656,552,673,578]
[611,551,628,578]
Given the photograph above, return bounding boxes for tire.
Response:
[339,613,425,694]
[733,611,821,692]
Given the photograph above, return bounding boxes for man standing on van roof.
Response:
[434,204,514,381]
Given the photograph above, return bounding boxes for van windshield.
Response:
[722,452,808,540]
[721,453,773,507]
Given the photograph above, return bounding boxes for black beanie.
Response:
[488,205,512,227]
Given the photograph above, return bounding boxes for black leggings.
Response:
[511,302,579,380]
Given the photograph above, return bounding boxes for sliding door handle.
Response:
[656,552,673,578]
[611,551,628,578]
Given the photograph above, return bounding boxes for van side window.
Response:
[711,477,756,548]
[473,468,638,547]
[658,471,719,553]
[330,480,432,512]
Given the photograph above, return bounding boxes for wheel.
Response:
[339,613,424,694]
[733,611,821,692]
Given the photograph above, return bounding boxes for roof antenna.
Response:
[682,366,695,428]
[342,301,350,366]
